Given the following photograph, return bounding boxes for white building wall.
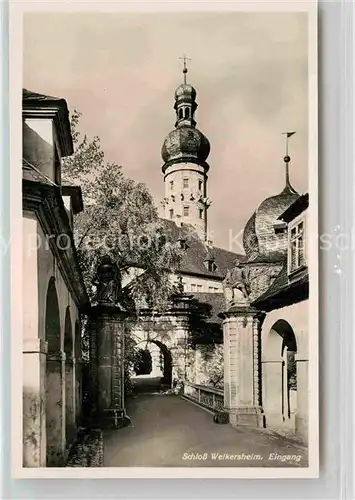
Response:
[169,273,223,293]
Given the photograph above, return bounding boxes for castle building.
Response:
[160,65,243,294]
[161,77,211,242]
[154,67,310,442]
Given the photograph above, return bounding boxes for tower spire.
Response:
[179,54,191,84]
[281,131,298,195]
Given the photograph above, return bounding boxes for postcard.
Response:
[11,0,318,478]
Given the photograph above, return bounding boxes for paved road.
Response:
[104,393,308,468]
[131,375,166,394]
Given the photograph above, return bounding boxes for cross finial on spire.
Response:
[179,54,191,84]
[281,132,298,194]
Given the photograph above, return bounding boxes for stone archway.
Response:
[133,348,153,376]
[64,307,75,447]
[262,319,297,430]
[45,277,63,466]
[133,339,172,392]
[152,340,172,387]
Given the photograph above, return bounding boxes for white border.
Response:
[10,0,318,479]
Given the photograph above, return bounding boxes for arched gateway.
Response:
[45,278,63,466]
[262,319,298,430]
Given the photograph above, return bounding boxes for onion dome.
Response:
[161,67,210,171]
[175,83,197,101]
[162,127,210,165]
[243,132,301,262]
[243,175,299,262]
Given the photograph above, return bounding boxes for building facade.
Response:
[22,90,89,467]
[254,194,309,440]
[131,72,310,445]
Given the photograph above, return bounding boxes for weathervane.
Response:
[179,54,191,84]
[281,131,297,193]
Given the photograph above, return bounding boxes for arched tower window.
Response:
[184,107,190,119]
[178,108,183,119]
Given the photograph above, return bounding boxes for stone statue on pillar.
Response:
[89,254,130,429]
[223,259,251,308]
[175,274,185,295]
[92,255,122,306]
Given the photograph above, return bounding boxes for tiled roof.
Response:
[190,292,225,324]
[243,189,299,262]
[277,193,309,223]
[252,264,308,310]
[160,218,245,279]
[23,88,65,104]
[22,160,56,186]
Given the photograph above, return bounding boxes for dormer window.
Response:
[288,218,306,274]
[273,220,287,235]
[178,238,189,250]
[204,258,217,272]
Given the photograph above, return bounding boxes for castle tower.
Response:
[161,58,211,241]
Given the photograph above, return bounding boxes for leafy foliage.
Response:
[62,110,182,311]
[186,298,223,347]
[195,344,224,389]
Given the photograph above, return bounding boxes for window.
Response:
[169,209,174,219]
[178,238,189,250]
[199,208,204,219]
[198,180,203,191]
[196,284,203,292]
[178,108,183,119]
[183,178,189,189]
[191,284,197,292]
[170,180,174,190]
[183,206,189,217]
[204,258,217,272]
[289,219,306,273]
[184,107,190,119]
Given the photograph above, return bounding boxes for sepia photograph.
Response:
[13,1,318,478]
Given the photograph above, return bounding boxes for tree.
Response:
[62,110,182,311]
[186,297,223,347]
[63,111,183,396]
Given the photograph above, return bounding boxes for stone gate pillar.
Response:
[88,305,129,428]
[23,338,47,467]
[170,294,192,387]
[221,306,265,427]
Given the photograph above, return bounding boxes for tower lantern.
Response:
[161,59,211,241]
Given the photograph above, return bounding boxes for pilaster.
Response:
[23,338,47,467]
[222,306,265,427]
[88,305,130,428]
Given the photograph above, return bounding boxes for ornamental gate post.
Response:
[88,305,130,428]
[221,306,265,427]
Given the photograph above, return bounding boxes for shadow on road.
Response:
[131,375,171,395]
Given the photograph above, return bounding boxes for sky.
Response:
[23,11,309,250]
